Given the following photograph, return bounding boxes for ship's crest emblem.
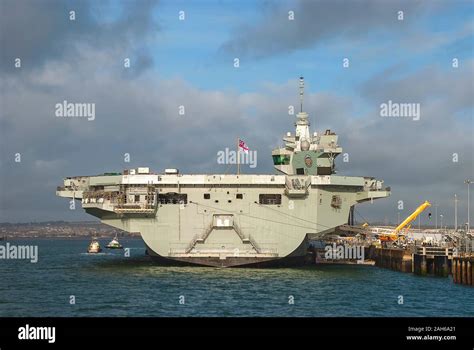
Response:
[304,155,313,168]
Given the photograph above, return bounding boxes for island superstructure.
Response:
[56,78,390,267]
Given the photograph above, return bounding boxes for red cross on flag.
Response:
[239,139,249,154]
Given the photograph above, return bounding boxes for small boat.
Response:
[87,239,102,253]
[105,235,123,249]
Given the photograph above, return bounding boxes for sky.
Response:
[0,0,473,226]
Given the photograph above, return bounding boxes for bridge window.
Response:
[204,193,210,199]
[236,193,243,199]
[272,155,290,165]
[317,167,331,175]
[259,194,281,205]
[158,193,188,204]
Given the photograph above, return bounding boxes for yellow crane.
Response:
[379,201,432,242]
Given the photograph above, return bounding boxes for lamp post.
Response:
[465,180,471,233]
[454,194,458,231]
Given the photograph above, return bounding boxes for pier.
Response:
[452,255,473,286]
[371,248,412,273]
[369,246,452,276]
[318,224,473,286]
[411,246,452,277]
[367,243,473,286]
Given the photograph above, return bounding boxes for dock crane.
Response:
[379,201,432,242]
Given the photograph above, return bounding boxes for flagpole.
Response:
[237,137,240,175]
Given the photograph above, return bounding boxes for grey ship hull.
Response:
[143,236,311,268]
[58,173,389,268]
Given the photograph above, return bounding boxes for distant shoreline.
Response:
[0,221,100,225]
[1,236,142,240]
[0,221,138,240]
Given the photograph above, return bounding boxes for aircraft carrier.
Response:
[56,78,390,267]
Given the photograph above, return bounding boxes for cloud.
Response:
[219,0,431,59]
[0,0,159,74]
[1,54,472,224]
[0,0,471,227]
[336,60,473,224]
[399,20,474,53]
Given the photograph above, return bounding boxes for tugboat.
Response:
[87,238,102,253]
[105,235,123,249]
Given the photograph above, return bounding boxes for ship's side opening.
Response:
[158,193,188,204]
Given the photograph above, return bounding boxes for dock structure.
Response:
[370,243,473,286]
[451,236,474,286]
[412,246,452,277]
[452,255,473,286]
[326,224,473,286]
[371,246,454,277]
[371,248,413,273]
